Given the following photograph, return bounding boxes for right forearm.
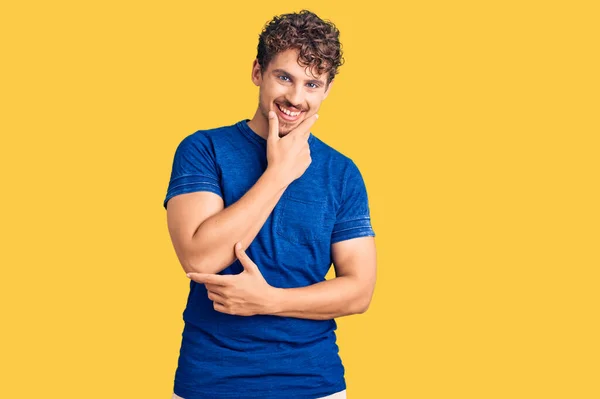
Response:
[185,168,288,274]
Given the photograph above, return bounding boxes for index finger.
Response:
[267,110,279,142]
[186,272,229,286]
[288,113,319,140]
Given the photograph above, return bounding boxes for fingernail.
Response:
[186,273,191,278]
[236,242,241,250]
[269,111,275,118]
[315,114,319,119]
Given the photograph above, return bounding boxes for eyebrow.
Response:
[272,68,325,87]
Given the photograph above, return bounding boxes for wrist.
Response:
[263,167,289,191]
[265,286,284,315]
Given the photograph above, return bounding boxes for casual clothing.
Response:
[172,388,346,399]
[164,120,375,399]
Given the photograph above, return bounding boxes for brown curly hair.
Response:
[256,10,345,86]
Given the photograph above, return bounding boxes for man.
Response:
[164,10,377,399]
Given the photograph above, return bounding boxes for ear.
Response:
[251,59,262,86]
[323,79,334,100]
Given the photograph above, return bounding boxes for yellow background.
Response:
[1,1,598,398]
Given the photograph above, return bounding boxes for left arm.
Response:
[187,237,377,320]
[270,236,377,320]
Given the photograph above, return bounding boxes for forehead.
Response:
[267,48,328,81]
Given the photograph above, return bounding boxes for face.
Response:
[251,48,333,136]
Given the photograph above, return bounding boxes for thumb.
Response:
[267,111,279,141]
[235,242,259,273]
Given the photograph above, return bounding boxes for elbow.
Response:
[179,239,220,274]
[180,249,236,275]
[344,279,375,315]
[172,241,209,274]
[354,289,374,314]
[353,296,372,315]
[180,252,209,274]
[356,300,371,314]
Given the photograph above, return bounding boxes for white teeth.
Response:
[278,104,300,117]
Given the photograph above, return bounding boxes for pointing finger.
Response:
[267,110,279,142]
[186,272,229,286]
[288,113,319,140]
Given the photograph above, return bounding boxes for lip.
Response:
[275,103,303,122]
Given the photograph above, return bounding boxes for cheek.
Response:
[307,98,322,110]
[266,83,288,99]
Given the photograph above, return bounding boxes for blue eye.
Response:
[278,75,318,89]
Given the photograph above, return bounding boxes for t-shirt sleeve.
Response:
[163,132,223,209]
[331,161,376,244]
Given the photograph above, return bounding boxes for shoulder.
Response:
[187,122,238,141]
[310,135,355,167]
[311,134,363,180]
[175,122,241,150]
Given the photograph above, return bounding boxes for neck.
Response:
[247,108,269,140]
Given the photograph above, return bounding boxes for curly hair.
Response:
[256,10,345,86]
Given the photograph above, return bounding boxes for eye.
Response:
[278,75,291,82]
[307,83,318,89]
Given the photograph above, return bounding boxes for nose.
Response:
[284,84,305,110]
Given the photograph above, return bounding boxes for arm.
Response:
[166,112,317,275]
[269,236,377,320]
[187,236,377,319]
[167,169,287,275]
[186,157,377,319]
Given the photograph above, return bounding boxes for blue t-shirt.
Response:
[163,119,375,399]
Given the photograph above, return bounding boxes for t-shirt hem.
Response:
[163,185,223,209]
[174,381,346,399]
[331,229,375,244]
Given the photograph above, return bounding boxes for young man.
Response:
[164,10,377,399]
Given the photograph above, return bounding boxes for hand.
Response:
[265,110,319,186]
[186,242,278,316]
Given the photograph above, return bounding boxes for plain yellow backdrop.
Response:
[1,1,599,398]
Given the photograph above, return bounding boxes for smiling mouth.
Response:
[275,103,304,121]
